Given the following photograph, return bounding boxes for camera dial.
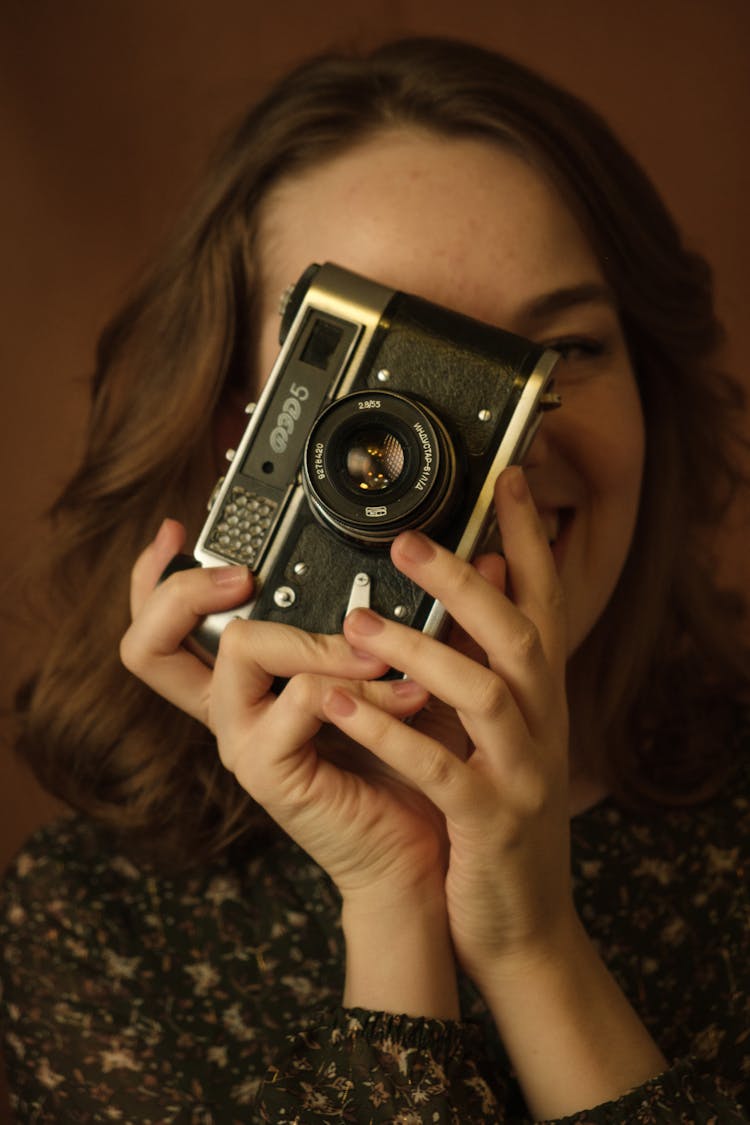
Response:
[302,390,459,547]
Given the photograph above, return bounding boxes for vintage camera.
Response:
[174,262,560,657]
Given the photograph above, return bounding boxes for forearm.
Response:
[479,913,666,1121]
[342,892,460,1019]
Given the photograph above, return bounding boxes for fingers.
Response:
[394,468,563,675]
[344,605,532,760]
[212,660,428,799]
[472,550,507,593]
[129,518,187,618]
[123,520,387,726]
[322,687,478,822]
[492,468,567,673]
[211,615,391,725]
[378,467,567,725]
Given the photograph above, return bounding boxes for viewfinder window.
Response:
[301,319,343,370]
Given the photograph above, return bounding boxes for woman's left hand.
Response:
[322,465,573,989]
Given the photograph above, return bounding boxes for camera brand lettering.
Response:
[270,381,311,454]
[413,422,434,491]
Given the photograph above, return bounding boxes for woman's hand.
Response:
[322,465,573,983]
[121,519,443,894]
[122,518,459,1017]
[322,466,667,1115]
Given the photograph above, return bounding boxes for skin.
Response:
[122,131,662,1119]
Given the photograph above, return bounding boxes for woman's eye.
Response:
[546,336,605,362]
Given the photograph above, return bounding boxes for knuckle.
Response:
[283,626,339,673]
[450,558,476,597]
[216,617,248,662]
[513,621,542,664]
[303,628,335,663]
[418,742,454,790]
[162,567,194,601]
[471,670,509,719]
[284,672,318,711]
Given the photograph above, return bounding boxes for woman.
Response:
[1,37,747,1123]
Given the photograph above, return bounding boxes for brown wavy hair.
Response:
[14,37,748,864]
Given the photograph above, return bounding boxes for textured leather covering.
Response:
[254,520,425,634]
[364,293,542,456]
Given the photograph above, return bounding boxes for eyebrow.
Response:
[521,282,617,323]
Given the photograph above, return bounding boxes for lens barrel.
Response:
[302,390,458,546]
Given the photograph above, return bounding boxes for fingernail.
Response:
[346,608,384,636]
[507,466,528,502]
[396,530,435,565]
[391,679,425,699]
[210,565,249,586]
[326,687,357,717]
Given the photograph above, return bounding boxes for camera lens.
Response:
[344,429,405,492]
[303,390,459,546]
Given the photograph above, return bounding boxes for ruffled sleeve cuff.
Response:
[541,1056,747,1124]
[256,1006,505,1123]
[257,1014,748,1124]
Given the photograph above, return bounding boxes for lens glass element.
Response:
[303,390,458,546]
[344,428,405,492]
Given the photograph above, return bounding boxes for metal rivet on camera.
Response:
[225,448,236,462]
[293,562,308,576]
[376,369,391,384]
[273,586,296,608]
[478,409,492,422]
[245,402,257,415]
[394,605,408,619]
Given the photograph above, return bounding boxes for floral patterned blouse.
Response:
[1,744,748,1123]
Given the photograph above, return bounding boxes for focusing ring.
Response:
[302,390,458,546]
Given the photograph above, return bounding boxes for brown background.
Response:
[0,1,748,1118]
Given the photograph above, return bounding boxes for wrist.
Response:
[468,904,585,993]
[475,913,666,1120]
[342,890,460,1019]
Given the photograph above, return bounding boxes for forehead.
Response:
[256,130,603,326]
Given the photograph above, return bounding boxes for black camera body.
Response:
[185,262,559,655]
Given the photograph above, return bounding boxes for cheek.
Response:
[603,389,645,510]
[569,380,645,508]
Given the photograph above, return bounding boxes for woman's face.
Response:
[253,130,645,656]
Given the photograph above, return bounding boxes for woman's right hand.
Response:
[121,518,448,912]
[122,518,460,1017]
